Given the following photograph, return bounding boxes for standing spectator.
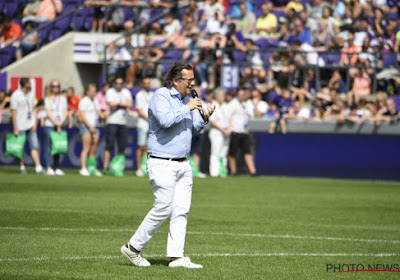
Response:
[288,100,310,121]
[15,21,38,60]
[134,77,153,177]
[79,83,103,176]
[36,0,63,23]
[0,16,23,45]
[43,79,68,176]
[328,70,347,99]
[109,34,135,87]
[10,78,44,175]
[102,77,133,173]
[227,90,257,176]
[66,87,81,128]
[22,0,41,24]
[374,98,399,125]
[96,82,110,123]
[209,89,232,177]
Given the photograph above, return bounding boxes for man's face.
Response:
[114,78,123,91]
[25,81,31,91]
[174,69,195,97]
[142,78,151,92]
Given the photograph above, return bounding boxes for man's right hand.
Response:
[186,97,203,111]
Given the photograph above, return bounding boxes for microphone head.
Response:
[191,89,198,98]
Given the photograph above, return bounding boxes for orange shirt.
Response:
[68,94,80,111]
[341,45,361,65]
[1,22,22,41]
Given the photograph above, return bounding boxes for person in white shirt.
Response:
[10,77,44,174]
[78,83,104,177]
[208,89,232,177]
[134,77,153,177]
[227,89,257,176]
[103,77,133,172]
[43,79,68,176]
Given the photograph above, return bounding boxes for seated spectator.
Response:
[291,68,317,103]
[290,18,312,45]
[230,0,253,19]
[340,32,361,66]
[251,88,269,118]
[182,0,200,24]
[204,9,228,49]
[241,39,265,86]
[127,35,163,88]
[323,99,348,122]
[0,15,23,45]
[374,98,399,125]
[235,2,256,36]
[331,0,345,19]
[328,70,347,100]
[269,87,292,134]
[36,0,63,23]
[287,100,310,121]
[314,19,333,48]
[106,0,135,32]
[66,87,81,128]
[348,68,371,106]
[108,34,135,87]
[15,21,38,60]
[256,2,278,37]
[290,39,326,66]
[157,13,183,48]
[193,33,218,89]
[200,0,225,25]
[22,0,41,25]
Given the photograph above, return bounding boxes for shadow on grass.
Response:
[119,258,170,267]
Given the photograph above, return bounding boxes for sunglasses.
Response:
[51,84,60,88]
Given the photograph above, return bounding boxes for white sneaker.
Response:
[55,169,65,176]
[136,169,144,177]
[121,243,151,267]
[169,257,203,269]
[94,170,103,177]
[46,167,55,176]
[197,172,207,178]
[79,169,90,176]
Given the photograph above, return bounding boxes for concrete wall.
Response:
[3,32,75,93]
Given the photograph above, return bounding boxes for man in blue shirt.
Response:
[121,63,215,268]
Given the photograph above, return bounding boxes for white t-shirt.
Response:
[227,98,249,134]
[209,101,231,132]
[44,95,68,127]
[255,100,269,117]
[10,89,35,131]
[165,19,182,37]
[135,89,153,129]
[79,96,100,128]
[106,87,132,125]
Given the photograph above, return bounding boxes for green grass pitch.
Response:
[0,166,399,279]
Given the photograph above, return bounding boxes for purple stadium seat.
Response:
[233,50,246,64]
[255,38,271,49]
[70,7,88,30]
[49,15,71,41]
[123,7,134,21]
[84,8,94,31]
[38,22,52,46]
[3,0,19,17]
[0,0,4,13]
[383,53,398,67]
[0,45,16,68]
[164,49,183,60]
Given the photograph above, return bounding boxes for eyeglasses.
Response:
[115,82,123,85]
[51,85,60,88]
[180,78,196,84]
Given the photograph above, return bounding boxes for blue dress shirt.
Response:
[147,87,205,158]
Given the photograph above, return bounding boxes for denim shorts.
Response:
[136,127,149,146]
[80,125,99,136]
[19,128,40,151]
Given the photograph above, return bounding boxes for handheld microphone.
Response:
[190,89,206,122]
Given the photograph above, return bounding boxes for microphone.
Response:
[191,89,206,122]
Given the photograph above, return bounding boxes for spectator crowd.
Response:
[1,0,400,176]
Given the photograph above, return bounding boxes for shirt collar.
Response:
[169,87,184,100]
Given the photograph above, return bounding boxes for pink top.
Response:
[96,92,109,111]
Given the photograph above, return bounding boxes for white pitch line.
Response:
[0,253,397,263]
[1,226,400,244]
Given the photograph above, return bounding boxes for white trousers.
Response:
[130,157,193,257]
[209,129,230,177]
